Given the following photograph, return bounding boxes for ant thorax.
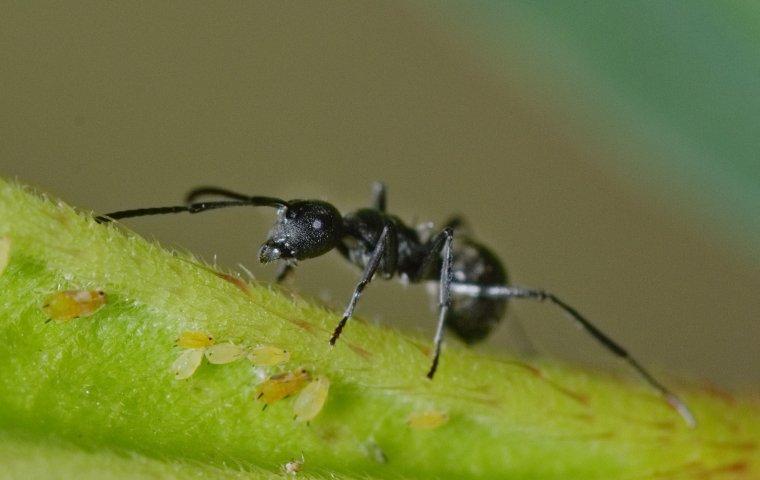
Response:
[338,235,372,270]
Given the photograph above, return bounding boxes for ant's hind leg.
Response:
[449,283,696,427]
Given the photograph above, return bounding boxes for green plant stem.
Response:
[0,179,758,479]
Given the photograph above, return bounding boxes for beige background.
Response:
[1,3,757,389]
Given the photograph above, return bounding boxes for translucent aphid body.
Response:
[204,342,245,364]
[406,410,449,430]
[42,289,106,323]
[256,368,311,405]
[248,345,290,366]
[282,457,304,476]
[293,375,330,422]
[172,348,204,380]
[0,236,10,276]
[176,330,214,349]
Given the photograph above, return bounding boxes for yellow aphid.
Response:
[0,236,10,275]
[256,368,311,405]
[176,330,215,349]
[406,410,449,430]
[293,375,330,422]
[172,348,204,380]
[204,342,245,364]
[248,345,290,366]
[42,289,106,323]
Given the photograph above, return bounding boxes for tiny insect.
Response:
[172,348,204,380]
[406,409,449,430]
[281,455,304,476]
[175,330,215,349]
[96,182,695,426]
[204,342,245,364]
[248,345,290,366]
[0,236,10,276]
[172,331,243,379]
[42,289,106,323]
[293,375,330,422]
[256,367,311,405]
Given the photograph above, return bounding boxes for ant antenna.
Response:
[184,186,284,204]
[95,187,287,223]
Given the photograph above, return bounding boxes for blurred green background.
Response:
[1,2,757,389]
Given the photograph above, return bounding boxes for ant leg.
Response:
[371,182,387,212]
[449,283,696,427]
[329,223,395,345]
[414,228,455,379]
[275,262,295,283]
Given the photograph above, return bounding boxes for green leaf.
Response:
[0,178,758,479]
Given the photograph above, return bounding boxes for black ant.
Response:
[95,182,695,426]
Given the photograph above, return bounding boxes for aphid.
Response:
[172,348,204,380]
[248,345,290,366]
[204,342,245,364]
[406,409,449,430]
[42,289,106,323]
[0,236,10,276]
[256,368,310,405]
[175,330,215,349]
[293,375,330,422]
[281,455,304,476]
[96,183,695,426]
[172,331,241,379]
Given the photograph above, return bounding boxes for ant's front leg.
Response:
[329,222,397,345]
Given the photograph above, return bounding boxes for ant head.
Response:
[259,200,343,263]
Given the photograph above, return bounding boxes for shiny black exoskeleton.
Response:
[95,182,695,426]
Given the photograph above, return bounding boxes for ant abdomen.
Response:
[447,239,508,344]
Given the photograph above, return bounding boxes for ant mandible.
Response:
[95,182,695,426]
